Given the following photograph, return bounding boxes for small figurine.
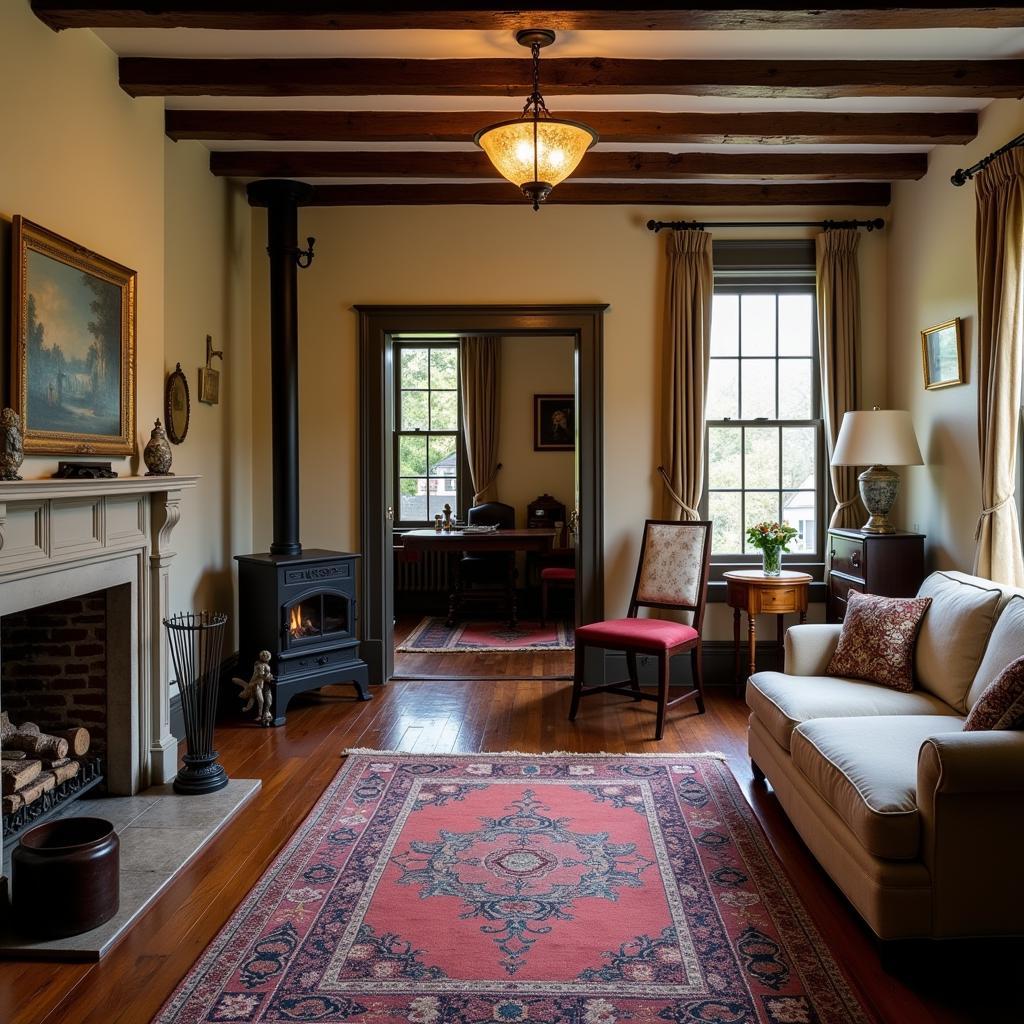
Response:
[143,419,173,476]
[433,513,443,532]
[232,650,275,726]
[442,502,453,531]
[0,408,24,481]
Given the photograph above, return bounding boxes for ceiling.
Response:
[30,4,1024,207]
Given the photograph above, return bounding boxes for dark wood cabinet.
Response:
[826,528,926,623]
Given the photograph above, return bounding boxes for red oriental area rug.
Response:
[397,617,574,652]
[157,752,873,1024]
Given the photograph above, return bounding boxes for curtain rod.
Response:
[646,217,884,233]
[951,131,1024,186]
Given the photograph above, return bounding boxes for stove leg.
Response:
[350,666,372,702]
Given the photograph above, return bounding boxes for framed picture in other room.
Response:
[534,393,575,451]
[11,216,137,456]
[921,317,964,390]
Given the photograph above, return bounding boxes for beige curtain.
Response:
[816,229,863,529]
[974,150,1024,586]
[660,230,713,521]
[460,336,502,505]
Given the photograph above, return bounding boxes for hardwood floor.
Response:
[1,678,1016,1024]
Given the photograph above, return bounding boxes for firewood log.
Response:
[2,792,23,814]
[16,771,56,805]
[3,731,69,761]
[1,750,27,761]
[2,758,41,795]
[41,756,71,770]
[50,761,80,785]
[55,727,90,757]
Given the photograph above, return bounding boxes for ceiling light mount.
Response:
[474,29,597,211]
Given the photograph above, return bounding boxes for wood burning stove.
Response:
[236,180,371,724]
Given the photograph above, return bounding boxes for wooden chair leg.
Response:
[541,580,549,627]
[655,652,670,740]
[626,650,642,700]
[692,642,706,715]
[569,642,585,721]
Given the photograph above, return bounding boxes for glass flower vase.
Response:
[761,547,782,577]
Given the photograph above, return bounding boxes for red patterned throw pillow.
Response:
[964,656,1024,731]
[827,591,933,692]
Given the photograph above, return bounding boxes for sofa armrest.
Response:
[917,731,1024,937]
[783,624,843,676]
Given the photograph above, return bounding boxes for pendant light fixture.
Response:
[474,29,598,210]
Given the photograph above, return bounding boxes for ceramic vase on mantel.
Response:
[143,419,173,476]
[762,548,782,577]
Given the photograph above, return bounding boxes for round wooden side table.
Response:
[723,569,813,694]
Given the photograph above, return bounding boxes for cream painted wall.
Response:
[163,139,253,633]
[252,202,887,635]
[497,336,575,526]
[0,4,252,634]
[887,98,1024,572]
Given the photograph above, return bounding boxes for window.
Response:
[703,260,824,567]
[394,342,461,526]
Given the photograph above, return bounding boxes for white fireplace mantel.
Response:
[0,475,199,792]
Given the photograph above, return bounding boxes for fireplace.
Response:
[237,180,370,723]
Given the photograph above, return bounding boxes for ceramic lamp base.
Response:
[858,464,900,534]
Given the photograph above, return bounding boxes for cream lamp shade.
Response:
[831,409,923,534]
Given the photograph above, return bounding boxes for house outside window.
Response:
[702,241,827,580]
[394,341,462,527]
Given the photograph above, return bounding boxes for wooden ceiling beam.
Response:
[167,109,978,146]
[302,182,891,205]
[121,57,1024,99]
[32,3,1024,31]
[209,149,927,181]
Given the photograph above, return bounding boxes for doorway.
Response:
[357,305,606,684]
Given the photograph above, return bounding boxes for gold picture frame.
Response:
[11,216,136,456]
[920,317,964,391]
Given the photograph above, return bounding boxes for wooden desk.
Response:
[401,529,555,625]
[724,570,813,693]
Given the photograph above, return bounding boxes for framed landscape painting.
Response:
[920,317,964,391]
[11,217,136,456]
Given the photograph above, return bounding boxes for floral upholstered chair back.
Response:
[632,520,713,613]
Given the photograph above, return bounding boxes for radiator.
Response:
[394,547,450,592]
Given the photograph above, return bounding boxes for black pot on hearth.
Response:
[11,816,119,938]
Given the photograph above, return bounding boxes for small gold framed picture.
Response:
[921,317,964,390]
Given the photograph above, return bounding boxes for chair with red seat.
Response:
[540,565,575,626]
[568,519,712,740]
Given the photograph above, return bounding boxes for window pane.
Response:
[399,478,427,521]
[430,390,458,430]
[429,490,457,520]
[741,359,776,419]
[401,390,428,430]
[708,427,741,488]
[744,492,780,551]
[778,294,814,356]
[428,434,457,476]
[711,294,739,357]
[710,491,742,554]
[778,359,814,419]
[783,491,817,553]
[744,427,779,488]
[400,348,429,389]
[398,434,428,477]
[431,347,458,389]
[782,427,816,490]
[741,294,776,356]
[707,359,739,420]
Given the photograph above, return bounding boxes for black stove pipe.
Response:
[247,179,315,557]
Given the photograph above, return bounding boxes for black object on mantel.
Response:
[235,550,371,725]
[239,180,371,723]
[51,461,116,479]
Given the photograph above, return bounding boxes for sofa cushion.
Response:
[826,592,932,691]
[967,595,1024,710]
[746,671,961,752]
[791,716,965,860]
[964,656,1024,731]
[915,572,1003,712]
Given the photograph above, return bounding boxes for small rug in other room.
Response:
[157,751,874,1024]
[397,616,574,652]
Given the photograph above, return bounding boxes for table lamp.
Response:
[831,408,924,534]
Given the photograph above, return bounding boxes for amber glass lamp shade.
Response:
[475,116,597,209]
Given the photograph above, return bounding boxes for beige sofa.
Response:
[746,570,1024,940]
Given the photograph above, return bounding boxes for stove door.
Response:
[283,590,353,649]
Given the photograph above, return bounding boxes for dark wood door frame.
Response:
[357,304,607,683]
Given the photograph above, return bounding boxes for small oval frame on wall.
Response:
[165,362,190,444]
